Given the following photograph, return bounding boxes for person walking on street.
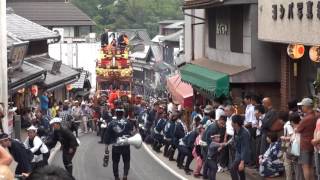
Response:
[80,101,90,134]
[46,117,79,176]
[24,125,49,170]
[230,115,250,180]
[103,107,134,180]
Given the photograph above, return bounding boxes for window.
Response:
[230,6,243,53]
[61,27,74,38]
[207,9,216,48]
[79,26,90,37]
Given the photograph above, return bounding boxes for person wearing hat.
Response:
[0,133,32,176]
[296,97,317,180]
[103,107,134,180]
[46,117,79,176]
[24,125,49,169]
[201,105,214,125]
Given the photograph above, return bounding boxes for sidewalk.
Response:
[142,143,285,180]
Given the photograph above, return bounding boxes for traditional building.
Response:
[259,0,320,110]
[7,0,96,43]
[182,0,280,107]
[7,9,80,111]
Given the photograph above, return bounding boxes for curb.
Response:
[142,143,188,180]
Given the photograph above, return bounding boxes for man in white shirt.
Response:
[223,105,236,171]
[244,95,258,167]
[244,95,257,128]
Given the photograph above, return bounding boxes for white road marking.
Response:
[142,143,188,180]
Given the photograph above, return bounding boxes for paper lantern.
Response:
[66,84,73,91]
[309,46,320,63]
[31,85,38,96]
[287,44,305,59]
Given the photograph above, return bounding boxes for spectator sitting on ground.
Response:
[26,165,75,180]
[259,132,284,177]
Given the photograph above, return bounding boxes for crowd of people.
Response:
[3,89,320,180]
[137,95,320,180]
[0,91,96,179]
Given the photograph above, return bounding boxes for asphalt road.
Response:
[51,133,179,180]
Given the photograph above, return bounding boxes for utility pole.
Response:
[0,1,8,133]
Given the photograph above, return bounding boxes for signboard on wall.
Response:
[258,0,320,45]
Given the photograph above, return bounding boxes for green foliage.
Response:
[71,0,183,36]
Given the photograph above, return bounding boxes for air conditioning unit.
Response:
[52,28,64,43]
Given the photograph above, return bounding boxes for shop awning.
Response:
[167,74,193,108]
[8,61,46,94]
[191,58,254,83]
[180,63,229,97]
[183,0,257,9]
[26,55,80,91]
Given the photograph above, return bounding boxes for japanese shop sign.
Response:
[258,0,320,45]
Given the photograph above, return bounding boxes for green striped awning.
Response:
[180,64,229,97]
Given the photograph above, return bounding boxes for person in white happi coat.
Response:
[24,125,49,169]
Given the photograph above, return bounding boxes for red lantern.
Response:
[66,84,73,91]
[31,85,38,96]
[287,44,305,59]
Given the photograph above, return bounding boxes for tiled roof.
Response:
[8,61,46,93]
[7,33,25,48]
[151,35,164,43]
[118,29,151,43]
[26,55,80,88]
[7,9,59,41]
[160,30,183,42]
[164,21,184,29]
[7,1,95,26]
[130,46,151,60]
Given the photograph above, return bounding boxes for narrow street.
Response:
[51,133,179,180]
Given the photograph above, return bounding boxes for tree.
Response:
[71,0,183,36]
